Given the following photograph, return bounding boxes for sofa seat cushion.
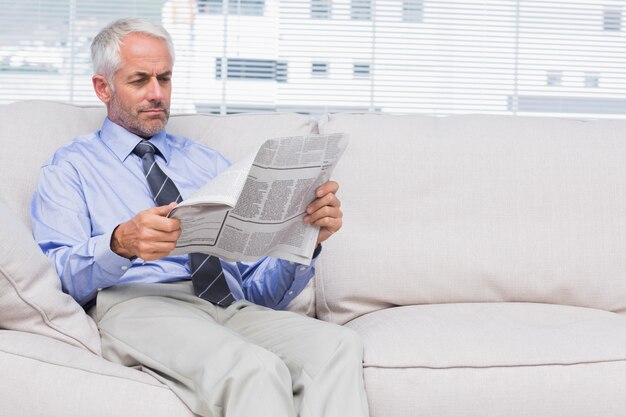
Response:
[346,302,626,417]
[0,330,194,417]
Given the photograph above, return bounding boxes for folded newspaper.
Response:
[168,133,348,265]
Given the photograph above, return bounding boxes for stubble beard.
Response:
[109,94,170,138]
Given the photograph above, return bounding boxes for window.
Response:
[403,0,424,23]
[311,62,328,77]
[512,96,626,115]
[584,72,600,88]
[198,0,222,14]
[4,1,626,117]
[546,71,563,87]
[311,0,331,19]
[351,0,372,21]
[353,63,370,78]
[198,0,265,16]
[603,6,622,31]
[216,58,287,83]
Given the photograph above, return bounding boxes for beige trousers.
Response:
[92,281,369,417]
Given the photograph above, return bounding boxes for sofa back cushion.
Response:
[317,113,626,324]
[0,101,317,337]
[0,100,317,227]
[1,101,106,227]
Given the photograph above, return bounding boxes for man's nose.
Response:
[146,77,164,101]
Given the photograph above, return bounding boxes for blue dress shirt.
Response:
[30,118,317,308]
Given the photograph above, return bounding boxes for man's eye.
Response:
[131,79,147,85]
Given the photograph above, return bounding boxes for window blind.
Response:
[0,0,625,117]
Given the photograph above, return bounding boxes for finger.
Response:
[306,192,341,216]
[136,211,181,233]
[315,219,343,244]
[149,215,181,233]
[315,181,339,198]
[136,240,179,260]
[139,226,182,243]
[305,205,343,224]
[311,214,342,231]
[150,202,177,217]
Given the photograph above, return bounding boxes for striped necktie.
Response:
[133,140,235,307]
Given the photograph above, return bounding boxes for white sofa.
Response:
[2,100,626,416]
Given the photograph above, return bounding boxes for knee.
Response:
[234,343,292,386]
[300,324,364,384]
[194,342,295,416]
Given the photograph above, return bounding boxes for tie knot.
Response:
[133,140,157,158]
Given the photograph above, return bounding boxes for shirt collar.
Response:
[99,117,171,163]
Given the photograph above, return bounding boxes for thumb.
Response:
[152,202,177,216]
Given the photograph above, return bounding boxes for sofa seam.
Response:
[172,112,311,118]
[14,100,103,109]
[363,358,626,370]
[0,263,98,354]
[315,262,333,323]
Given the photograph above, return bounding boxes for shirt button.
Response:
[288,291,294,295]
[299,266,307,272]
[121,266,128,271]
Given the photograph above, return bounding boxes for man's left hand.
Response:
[304,181,343,245]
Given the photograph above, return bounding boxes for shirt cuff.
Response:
[93,228,133,281]
[274,256,319,310]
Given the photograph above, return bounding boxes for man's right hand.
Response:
[110,202,181,261]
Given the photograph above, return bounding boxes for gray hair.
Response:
[91,18,175,86]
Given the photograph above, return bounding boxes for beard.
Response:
[109,94,170,138]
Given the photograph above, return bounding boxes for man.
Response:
[30,18,369,417]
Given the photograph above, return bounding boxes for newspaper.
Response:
[168,133,348,265]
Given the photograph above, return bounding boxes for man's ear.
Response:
[92,75,112,104]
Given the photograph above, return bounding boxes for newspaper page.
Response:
[168,133,348,264]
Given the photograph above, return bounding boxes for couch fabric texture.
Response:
[2,101,626,416]
[316,113,626,416]
[0,200,100,354]
[0,101,315,417]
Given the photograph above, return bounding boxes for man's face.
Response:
[105,33,173,138]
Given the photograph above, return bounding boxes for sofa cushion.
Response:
[317,113,626,324]
[166,111,318,161]
[0,101,317,227]
[0,101,106,227]
[0,100,316,316]
[347,302,626,417]
[0,201,101,354]
[0,330,194,417]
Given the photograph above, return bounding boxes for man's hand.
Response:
[304,181,343,245]
[110,202,181,261]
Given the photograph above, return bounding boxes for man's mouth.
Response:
[140,108,167,119]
